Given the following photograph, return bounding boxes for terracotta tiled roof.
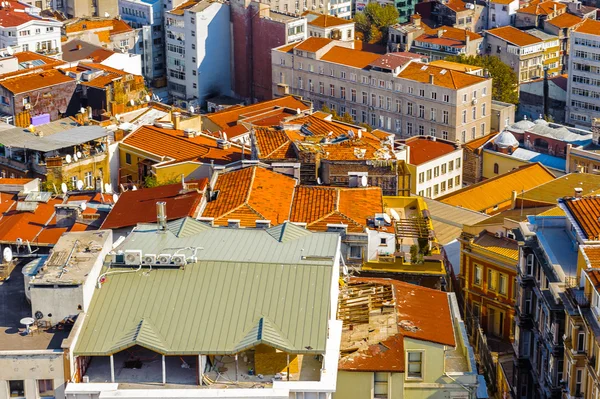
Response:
[295,37,333,52]
[0,69,74,94]
[585,268,600,289]
[205,96,310,130]
[416,26,482,48]
[290,186,382,233]
[547,12,583,28]
[338,277,455,372]
[169,0,198,15]
[14,51,59,65]
[0,178,35,184]
[574,17,600,34]
[123,125,244,165]
[486,26,542,46]
[0,5,45,28]
[110,19,133,34]
[303,11,352,28]
[320,46,382,69]
[101,179,207,229]
[429,59,483,73]
[88,48,115,62]
[369,52,423,70]
[463,131,499,151]
[472,232,518,259]
[253,128,300,160]
[490,0,516,4]
[398,62,488,89]
[202,166,296,227]
[565,197,600,240]
[405,137,458,165]
[438,163,555,212]
[443,0,469,12]
[582,246,600,269]
[518,0,566,15]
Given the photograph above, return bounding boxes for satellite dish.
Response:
[189,106,195,113]
[360,175,368,187]
[112,193,119,203]
[76,151,82,158]
[223,132,228,141]
[132,185,137,191]
[104,11,109,17]
[145,95,150,102]
[80,107,86,114]
[73,154,78,161]
[383,214,391,224]
[3,247,12,262]
[129,99,135,106]
[65,154,72,163]
[390,208,400,221]
[6,46,13,55]
[317,177,322,185]
[76,180,84,190]
[80,202,87,211]
[61,182,68,194]
[104,183,111,193]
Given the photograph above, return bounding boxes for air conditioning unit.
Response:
[495,231,504,238]
[82,376,90,383]
[142,254,156,265]
[171,254,186,266]
[157,254,172,265]
[24,103,31,110]
[124,249,142,265]
[472,98,478,105]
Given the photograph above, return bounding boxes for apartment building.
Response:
[403,136,464,198]
[565,18,600,128]
[304,11,353,40]
[119,0,166,86]
[485,26,544,83]
[487,0,519,29]
[63,18,138,54]
[272,38,492,143]
[165,0,231,108]
[429,0,485,32]
[0,2,61,57]
[524,28,561,76]
[544,12,584,69]
[514,0,566,28]
[51,0,118,18]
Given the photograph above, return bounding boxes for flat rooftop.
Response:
[536,223,578,280]
[31,230,111,286]
[0,261,70,351]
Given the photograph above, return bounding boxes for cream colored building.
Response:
[271,37,493,143]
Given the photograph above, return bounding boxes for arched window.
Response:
[494,163,499,174]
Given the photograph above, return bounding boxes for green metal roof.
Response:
[75,260,333,356]
[74,220,340,357]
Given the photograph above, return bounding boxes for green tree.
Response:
[321,105,356,124]
[353,3,399,44]
[445,54,519,105]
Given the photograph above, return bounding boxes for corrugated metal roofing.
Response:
[75,259,333,356]
[0,124,108,152]
[116,219,339,265]
[422,197,490,245]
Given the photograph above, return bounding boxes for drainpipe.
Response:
[543,66,549,119]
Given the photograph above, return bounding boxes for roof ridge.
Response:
[244,166,257,204]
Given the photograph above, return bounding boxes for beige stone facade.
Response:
[271,40,492,143]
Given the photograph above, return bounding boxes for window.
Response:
[430,108,436,121]
[433,184,439,196]
[448,178,453,189]
[443,94,449,102]
[526,254,534,275]
[426,187,431,198]
[298,77,303,89]
[431,92,437,100]
[419,89,425,97]
[488,269,497,291]
[472,107,476,120]
[418,125,424,135]
[455,175,461,186]
[407,122,413,135]
[340,87,346,99]
[38,380,54,398]
[577,331,585,352]
[463,93,467,103]
[481,123,485,136]
[320,82,325,94]
[418,105,424,118]
[449,160,454,171]
[434,166,440,177]
[441,181,446,192]
[349,246,362,259]
[474,265,482,286]
[494,163,499,174]
[9,381,24,398]
[576,368,583,396]
[396,99,401,113]
[70,176,77,188]
[499,273,507,295]
[374,372,388,398]
[442,110,449,124]
[418,172,425,183]
[330,84,335,96]
[483,87,487,96]
[407,352,423,379]
[84,172,93,188]
[380,237,387,246]
[426,169,432,180]
[482,103,486,117]
[441,164,446,174]
[442,131,448,140]
[456,158,461,168]
[407,102,413,115]
[362,91,367,104]
[23,96,30,105]
[351,89,356,102]
[462,110,467,123]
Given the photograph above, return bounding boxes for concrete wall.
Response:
[334,371,373,399]
[0,351,66,399]
[101,53,143,77]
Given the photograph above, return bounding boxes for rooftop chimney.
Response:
[411,14,421,26]
[172,111,181,131]
[575,187,583,198]
[76,44,82,50]
[156,201,167,232]
[437,29,444,38]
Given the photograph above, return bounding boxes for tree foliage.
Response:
[353,3,399,44]
[445,54,519,105]
[321,105,355,124]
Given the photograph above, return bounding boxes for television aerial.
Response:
[76,180,84,190]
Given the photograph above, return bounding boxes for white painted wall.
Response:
[367,228,396,261]
[488,0,518,29]
[414,148,464,199]
[0,19,62,56]
[101,52,143,76]
[0,351,66,399]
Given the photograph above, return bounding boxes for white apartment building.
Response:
[0,2,61,57]
[404,136,464,198]
[165,0,231,108]
[263,0,351,19]
[304,11,354,40]
[487,0,519,29]
[119,0,166,85]
[565,18,600,128]
[272,38,493,143]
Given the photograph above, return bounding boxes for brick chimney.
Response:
[172,111,181,130]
